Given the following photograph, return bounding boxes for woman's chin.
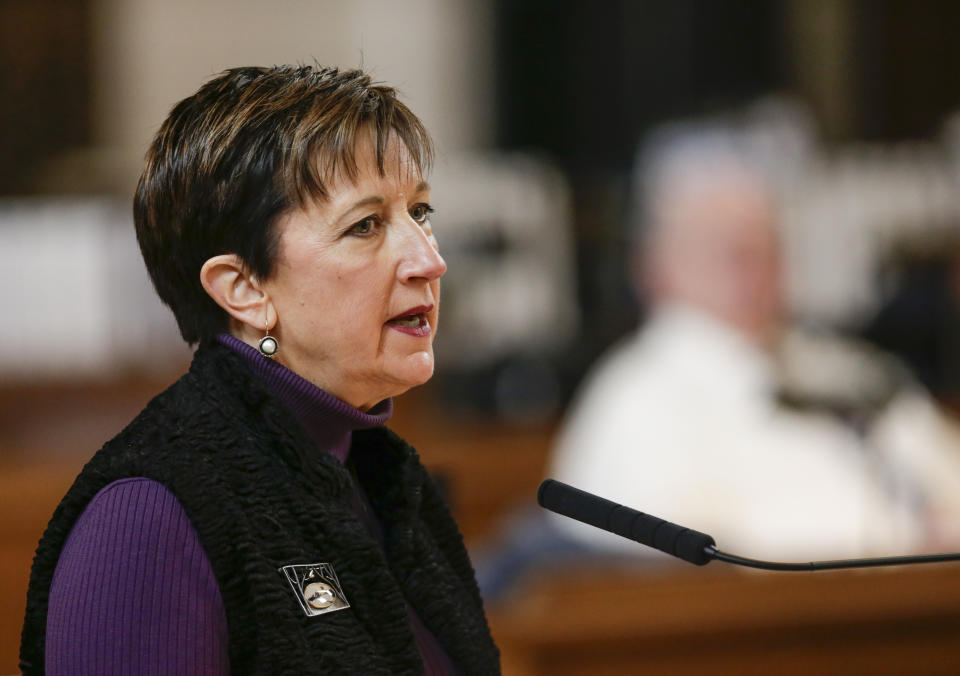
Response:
[388,351,435,391]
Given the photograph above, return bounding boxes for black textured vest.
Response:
[20,342,500,675]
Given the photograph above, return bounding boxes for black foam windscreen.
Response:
[537,479,715,565]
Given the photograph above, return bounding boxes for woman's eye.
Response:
[410,203,434,224]
[348,216,378,236]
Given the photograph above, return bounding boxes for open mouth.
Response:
[386,306,433,336]
[387,313,426,328]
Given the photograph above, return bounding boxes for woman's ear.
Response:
[200,254,275,330]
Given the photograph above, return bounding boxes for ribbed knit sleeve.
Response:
[45,478,230,675]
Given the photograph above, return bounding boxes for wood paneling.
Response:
[489,563,960,675]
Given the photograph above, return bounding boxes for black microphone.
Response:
[538,478,960,571]
[537,478,716,565]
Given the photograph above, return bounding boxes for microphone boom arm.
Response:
[706,546,960,571]
[538,479,960,572]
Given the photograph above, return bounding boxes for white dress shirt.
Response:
[549,304,922,561]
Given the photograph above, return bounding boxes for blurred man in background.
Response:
[548,127,960,561]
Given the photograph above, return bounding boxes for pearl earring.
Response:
[258,322,279,358]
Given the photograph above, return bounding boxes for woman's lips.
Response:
[386,305,433,337]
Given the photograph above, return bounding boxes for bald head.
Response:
[638,146,784,345]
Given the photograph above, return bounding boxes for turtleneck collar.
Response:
[216,333,392,464]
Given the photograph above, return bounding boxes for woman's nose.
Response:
[397,223,447,282]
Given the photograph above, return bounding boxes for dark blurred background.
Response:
[492,0,960,396]
[6,1,960,391]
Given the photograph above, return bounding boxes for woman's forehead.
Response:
[325,134,426,196]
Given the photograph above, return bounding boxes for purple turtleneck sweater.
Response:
[45,334,458,675]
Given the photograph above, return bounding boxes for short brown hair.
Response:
[134,65,434,344]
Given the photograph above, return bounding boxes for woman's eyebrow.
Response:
[330,195,385,227]
[339,182,429,219]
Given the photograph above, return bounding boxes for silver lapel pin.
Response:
[279,562,350,617]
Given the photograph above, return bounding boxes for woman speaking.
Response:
[20,65,499,675]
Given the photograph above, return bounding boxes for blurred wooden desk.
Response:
[488,563,960,675]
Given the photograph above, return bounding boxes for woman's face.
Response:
[263,133,446,410]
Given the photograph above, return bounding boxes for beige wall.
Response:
[91,0,494,170]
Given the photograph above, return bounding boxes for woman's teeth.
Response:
[390,314,422,327]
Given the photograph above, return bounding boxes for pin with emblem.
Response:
[279,563,350,617]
